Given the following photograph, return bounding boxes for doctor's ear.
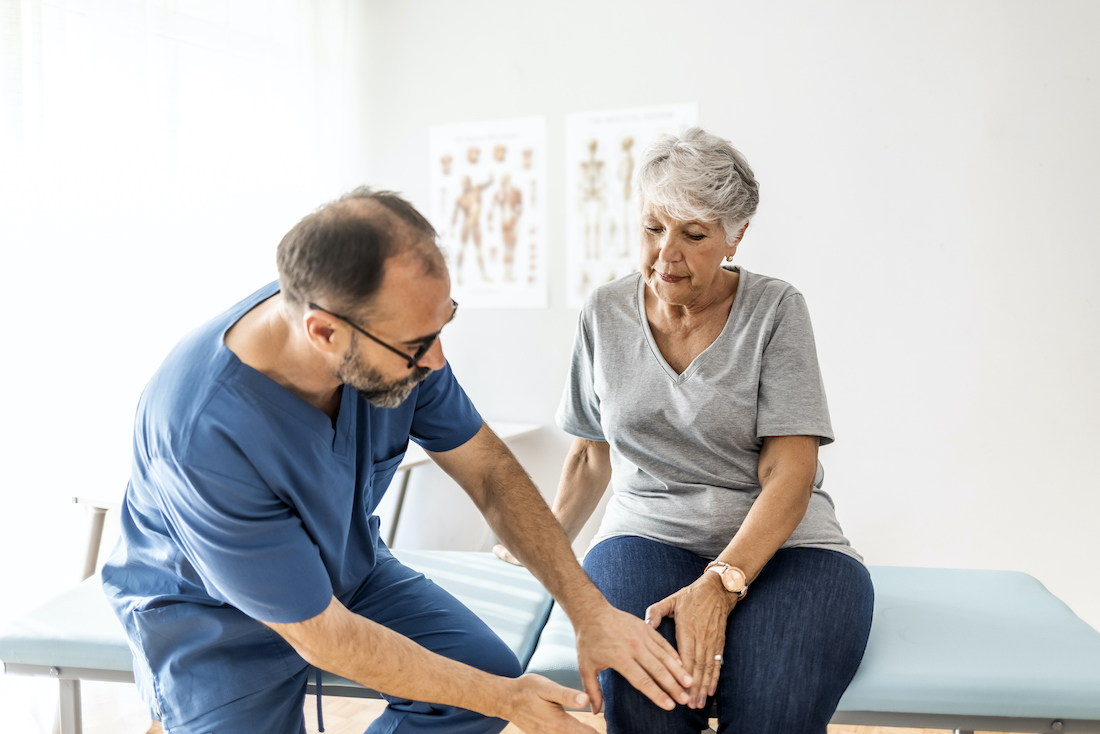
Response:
[303,309,341,352]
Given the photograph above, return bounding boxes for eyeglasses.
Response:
[308,299,459,369]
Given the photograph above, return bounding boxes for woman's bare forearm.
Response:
[552,437,612,542]
[713,435,818,584]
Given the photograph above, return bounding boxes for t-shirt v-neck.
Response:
[636,267,741,383]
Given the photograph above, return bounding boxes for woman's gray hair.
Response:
[634,127,759,246]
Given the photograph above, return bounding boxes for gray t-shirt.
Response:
[557,267,862,563]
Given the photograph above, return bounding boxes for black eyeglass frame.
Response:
[308,299,458,369]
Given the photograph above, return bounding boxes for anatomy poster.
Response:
[565,103,698,307]
[429,117,548,309]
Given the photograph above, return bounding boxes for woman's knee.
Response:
[600,668,706,734]
[715,549,873,733]
[583,536,707,618]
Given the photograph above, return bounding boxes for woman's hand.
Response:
[493,543,523,566]
[644,573,738,709]
[493,438,612,570]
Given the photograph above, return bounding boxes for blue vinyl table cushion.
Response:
[5,559,1100,728]
[1,551,552,688]
[838,566,1100,719]
[524,566,1100,722]
[0,575,134,674]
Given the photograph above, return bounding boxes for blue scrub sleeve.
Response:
[151,455,335,625]
[408,362,483,452]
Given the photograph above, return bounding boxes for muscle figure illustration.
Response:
[451,174,494,284]
[440,154,454,217]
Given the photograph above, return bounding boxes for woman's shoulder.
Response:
[736,267,805,308]
[581,271,643,319]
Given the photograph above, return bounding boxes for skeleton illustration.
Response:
[489,173,523,282]
[617,135,635,256]
[578,139,606,260]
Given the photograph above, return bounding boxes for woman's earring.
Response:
[725,255,733,262]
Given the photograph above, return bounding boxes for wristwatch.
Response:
[704,561,749,600]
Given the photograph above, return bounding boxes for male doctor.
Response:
[103,188,691,734]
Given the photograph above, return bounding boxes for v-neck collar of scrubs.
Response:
[218,283,356,458]
[636,266,744,384]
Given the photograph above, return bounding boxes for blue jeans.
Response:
[583,537,873,734]
[165,547,520,734]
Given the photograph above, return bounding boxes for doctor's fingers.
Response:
[611,657,686,711]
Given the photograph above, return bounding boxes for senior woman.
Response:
[499,127,872,733]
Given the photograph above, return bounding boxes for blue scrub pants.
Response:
[583,537,873,734]
[166,552,521,734]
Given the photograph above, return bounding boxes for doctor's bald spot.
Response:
[276,187,445,319]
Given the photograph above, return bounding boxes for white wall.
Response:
[0,0,373,621]
[359,0,1100,630]
[1,0,1097,642]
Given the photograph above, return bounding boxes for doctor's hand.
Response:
[645,574,737,710]
[504,674,597,734]
[572,601,693,715]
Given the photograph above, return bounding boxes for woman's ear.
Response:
[733,222,749,245]
[726,222,749,260]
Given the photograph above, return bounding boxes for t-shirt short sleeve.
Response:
[152,450,334,625]
[556,308,606,441]
[408,362,484,452]
[756,293,835,445]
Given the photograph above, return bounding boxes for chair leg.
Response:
[58,679,83,734]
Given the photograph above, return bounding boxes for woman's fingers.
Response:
[672,618,700,706]
[701,637,725,704]
[691,633,711,708]
[644,595,675,629]
[669,597,730,708]
[707,650,722,697]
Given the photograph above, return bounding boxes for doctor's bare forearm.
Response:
[266,597,517,720]
[428,424,608,616]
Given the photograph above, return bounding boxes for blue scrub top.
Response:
[101,281,483,718]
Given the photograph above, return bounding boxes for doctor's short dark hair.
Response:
[276,187,443,318]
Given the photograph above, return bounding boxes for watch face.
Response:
[722,568,745,593]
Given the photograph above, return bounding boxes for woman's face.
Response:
[640,202,734,308]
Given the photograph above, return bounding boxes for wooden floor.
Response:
[0,677,1028,734]
[298,696,1025,734]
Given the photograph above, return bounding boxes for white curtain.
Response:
[0,2,365,729]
